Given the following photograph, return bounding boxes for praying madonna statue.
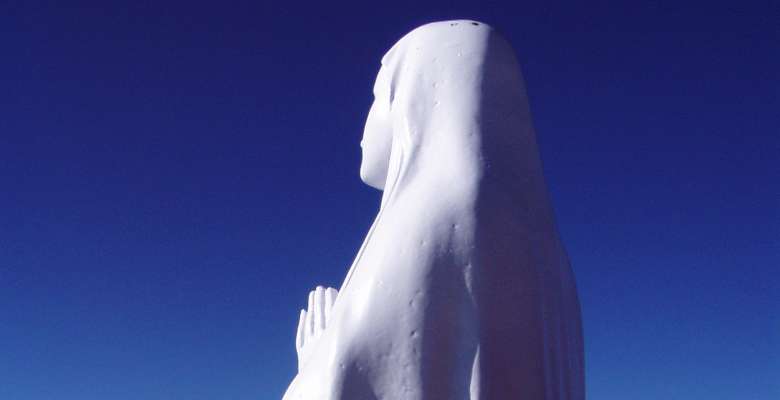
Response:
[282,20,584,400]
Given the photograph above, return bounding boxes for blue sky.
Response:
[1,1,777,399]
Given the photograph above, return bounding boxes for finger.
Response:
[315,286,326,330]
[306,290,315,337]
[295,309,306,352]
[324,287,338,323]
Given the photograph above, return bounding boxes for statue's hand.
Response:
[295,286,338,371]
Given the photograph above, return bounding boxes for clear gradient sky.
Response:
[1,1,777,399]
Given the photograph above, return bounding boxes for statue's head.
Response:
[359,19,497,192]
[358,20,537,201]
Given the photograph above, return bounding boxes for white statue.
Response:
[283,20,584,400]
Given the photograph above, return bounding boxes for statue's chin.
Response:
[360,164,386,191]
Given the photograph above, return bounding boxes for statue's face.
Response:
[360,65,393,190]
